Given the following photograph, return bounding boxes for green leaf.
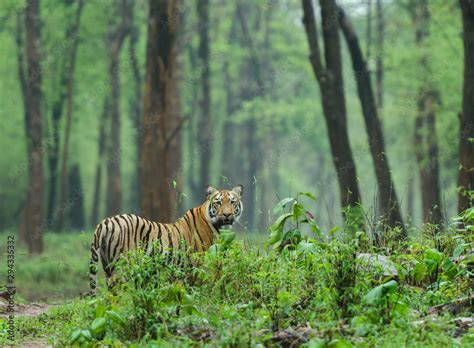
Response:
[363,280,398,305]
[453,244,466,259]
[268,212,294,245]
[106,310,125,326]
[272,197,295,215]
[298,192,317,201]
[69,329,82,343]
[297,240,318,255]
[292,202,305,221]
[90,317,107,335]
[219,230,235,245]
[81,329,93,341]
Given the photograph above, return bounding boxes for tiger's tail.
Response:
[89,223,102,296]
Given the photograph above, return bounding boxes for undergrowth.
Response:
[1,195,473,346]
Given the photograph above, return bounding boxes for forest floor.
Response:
[0,226,472,346]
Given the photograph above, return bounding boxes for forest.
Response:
[0,0,473,346]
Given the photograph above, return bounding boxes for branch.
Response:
[301,0,324,82]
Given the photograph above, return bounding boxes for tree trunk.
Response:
[128,5,142,213]
[15,12,29,245]
[105,0,130,216]
[197,0,212,191]
[302,0,362,214]
[338,7,405,235]
[412,0,444,226]
[375,0,384,108]
[459,0,474,212]
[46,99,64,227]
[55,0,85,231]
[68,164,85,230]
[90,99,109,226]
[236,3,265,230]
[20,0,44,253]
[140,0,180,222]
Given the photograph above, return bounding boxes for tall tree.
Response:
[459,0,474,212]
[140,0,180,222]
[19,0,43,253]
[375,0,384,108]
[412,0,443,226]
[197,0,212,191]
[128,3,143,212]
[90,98,109,226]
[105,0,131,216]
[301,0,362,215]
[55,0,85,231]
[338,7,405,235]
[237,2,266,229]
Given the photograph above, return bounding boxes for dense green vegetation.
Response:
[1,0,473,346]
[1,200,472,346]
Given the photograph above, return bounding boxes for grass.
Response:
[0,231,91,301]
[0,202,473,346]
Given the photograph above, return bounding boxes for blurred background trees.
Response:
[0,0,472,253]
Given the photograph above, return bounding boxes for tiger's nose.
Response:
[223,213,232,218]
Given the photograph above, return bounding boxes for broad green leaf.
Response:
[298,192,317,201]
[272,197,295,215]
[106,310,125,326]
[363,280,398,305]
[268,212,294,245]
[90,317,107,334]
[452,243,466,259]
[70,329,82,343]
[292,202,305,220]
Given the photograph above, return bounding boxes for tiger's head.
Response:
[205,185,244,229]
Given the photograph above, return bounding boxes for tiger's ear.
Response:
[206,185,217,198]
[232,185,244,197]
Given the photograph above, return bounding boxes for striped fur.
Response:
[89,185,243,294]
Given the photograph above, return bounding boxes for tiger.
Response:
[89,185,243,295]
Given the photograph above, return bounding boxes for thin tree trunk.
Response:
[68,163,85,230]
[197,0,212,191]
[412,0,444,226]
[21,0,44,253]
[46,99,64,227]
[458,0,474,212]
[236,3,265,229]
[140,0,180,222]
[90,99,109,226]
[128,5,142,213]
[375,0,384,108]
[302,0,363,214]
[55,0,85,231]
[338,7,405,234]
[15,12,29,245]
[105,0,130,216]
[366,0,372,60]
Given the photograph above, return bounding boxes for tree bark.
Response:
[140,0,180,222]
[338,7,405,234]
[459,0,474,212]
[236,3,265,229]
[55,0,85,231]
[197,0,212,191]
[375,0,384,108]
[105,0,130,217]
[20,0,44,253]
[68,163,85,230]
[128,5,142,213]
[90,99,109,226]
[302,0,362,212]
[412,0,444,226]
[15,12,29,245]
